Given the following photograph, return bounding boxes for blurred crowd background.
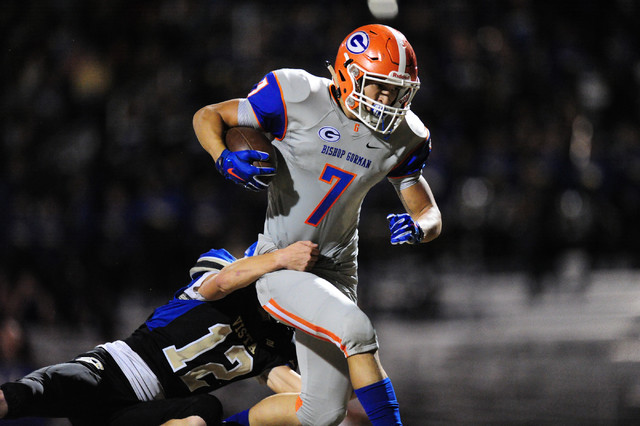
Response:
[1,0,639,421]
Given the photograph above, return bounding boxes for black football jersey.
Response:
[123,248,296,398]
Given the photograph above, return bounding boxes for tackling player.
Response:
[0,240,319,425]
[193,24,441,426]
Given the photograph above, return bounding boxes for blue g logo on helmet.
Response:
[318,126,341,142]
[346,31,369,54]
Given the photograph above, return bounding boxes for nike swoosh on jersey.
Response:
[365,142,382,149]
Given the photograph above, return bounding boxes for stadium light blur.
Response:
[367,0,399,20]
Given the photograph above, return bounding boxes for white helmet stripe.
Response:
[387,26,406,74]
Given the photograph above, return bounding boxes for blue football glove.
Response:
[215,149,276,191]
[387,213,424,245]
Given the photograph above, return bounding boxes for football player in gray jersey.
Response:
[194,24,442,426]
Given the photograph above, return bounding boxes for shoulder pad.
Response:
[403,111,430,139]
[274,68,330,103]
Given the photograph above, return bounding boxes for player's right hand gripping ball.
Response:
[387,213,424,245]
[215,149,275,191]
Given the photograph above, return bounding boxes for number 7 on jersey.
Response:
[305,164,356,227]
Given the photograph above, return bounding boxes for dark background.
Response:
[1,1,639,424]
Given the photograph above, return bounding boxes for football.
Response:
[224,127,276,172]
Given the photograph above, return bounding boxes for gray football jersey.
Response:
[245,68,430,296]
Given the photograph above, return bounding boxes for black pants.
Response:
[1,347,222,425]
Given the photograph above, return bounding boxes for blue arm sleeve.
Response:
[247,72,287,139]
[387,136,432,178]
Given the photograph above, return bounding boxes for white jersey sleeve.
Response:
[237,98,261,128]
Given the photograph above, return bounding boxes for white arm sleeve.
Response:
[388,172,422,192]
[237,98,261,128]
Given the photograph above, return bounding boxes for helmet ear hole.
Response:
[336,70,348,94]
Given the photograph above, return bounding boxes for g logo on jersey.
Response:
[346,31,369,54]
[318,126,341,142]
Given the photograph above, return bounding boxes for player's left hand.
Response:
[387,213,424,245]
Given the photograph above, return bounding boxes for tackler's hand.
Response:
[277,241,320,272]
[215,149,276,191]
[387,213,424,245]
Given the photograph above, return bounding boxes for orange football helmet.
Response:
[332,24,420,135]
